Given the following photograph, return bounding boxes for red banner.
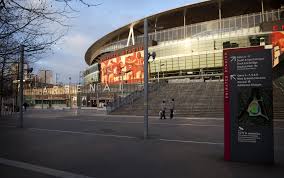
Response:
[271,31,284,67]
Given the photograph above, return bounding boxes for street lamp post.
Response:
[78,71,83,109]
[69,77,71,108]
[143,18,157,139]
[78,83,81,109]
[18,45,24,128]
[143,18,149,139]
[41,70,47,109]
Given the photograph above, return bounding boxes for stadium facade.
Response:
[82,0,284,107]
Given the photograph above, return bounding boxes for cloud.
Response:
[60,33,92,56]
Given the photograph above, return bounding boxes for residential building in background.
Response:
[38,70,53,84]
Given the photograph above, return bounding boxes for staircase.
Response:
[111,81,224,117]
[273,79,284,119]
[111,80,284,119]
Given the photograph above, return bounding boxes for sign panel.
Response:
[224,46,274,163]
[100,51,144,84]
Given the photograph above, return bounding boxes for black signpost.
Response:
[224,46,274,163]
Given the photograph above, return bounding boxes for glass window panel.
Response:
[166,58,172,71]
[149,34,153,42]
[206,53,214,67]
[168,30,173,41]
[199,54,206,68]
[179,57,186,70]
[185,56,192,69]
[157,62,162,73]
[160,61,167,72]
[211,20,219,31]
[229,18,235,30]
[248,15,254,27]
[186,26,192,37]
[201,23,207,32]
[241,15,248,28]
[223,19,229,29]
[273,10,278,21]
[255,13,261,25]
[192,55,199,69]
[179,28,184,39]
[160,31,164,42]
[192,25,197,36]
[171,29,177,40]
[156,32,160,41]
[149,63,155,73]
[196,24,201,34]
[280,9,284,21]
[172,58,179,70]
[266,12,273,22]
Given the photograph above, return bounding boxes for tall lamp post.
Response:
[69,77,71,108]
[41,70,47,109]
[78,71,83,109]
[143,18,156,139]
[143,18,149,139]
[18,45,24,128]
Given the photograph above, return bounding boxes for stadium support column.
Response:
[18,45,24,128]
[127,24,135,47]
[143,18,149,139]
[261,0,264,22]
[218,0,222,33]
[184,8,187,38]
[154,18,157,41]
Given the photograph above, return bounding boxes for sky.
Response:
[35,0,201,84]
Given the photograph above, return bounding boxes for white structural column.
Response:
[126,24,135,47]
[261,0,264,22]
[218,0,222,32]
[154,17,158,41]
[184,8,187,39]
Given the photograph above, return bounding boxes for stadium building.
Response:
[83,0,284,116]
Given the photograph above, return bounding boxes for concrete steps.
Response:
[111,80,284,119]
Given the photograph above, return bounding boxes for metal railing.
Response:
[106,81,163,113]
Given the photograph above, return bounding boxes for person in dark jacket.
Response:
[169,98,175,119]
[160,100,166,119]
[23,102,28,111]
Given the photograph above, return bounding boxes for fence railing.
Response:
[0,98,18,118]
[106,81,163,113]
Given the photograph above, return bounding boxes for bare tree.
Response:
[0,0,100,116]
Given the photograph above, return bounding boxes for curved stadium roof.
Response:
[85,0,282,65]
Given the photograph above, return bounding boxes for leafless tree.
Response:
[0,0,100,116]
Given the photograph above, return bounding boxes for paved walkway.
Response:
[0,111,283,178]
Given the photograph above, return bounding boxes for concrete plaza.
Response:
[0,109,283,178]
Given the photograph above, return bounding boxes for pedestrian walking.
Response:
[23,102,28,111]
[160,100,166,120]
[169,98,175,119]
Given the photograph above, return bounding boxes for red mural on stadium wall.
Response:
[100,51,144,84]
[271,31,284,67]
